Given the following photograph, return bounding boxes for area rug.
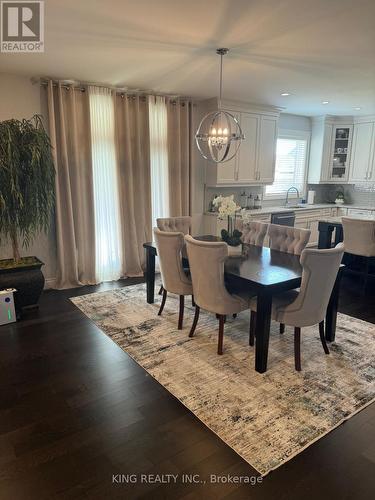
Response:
[71,284,375,476]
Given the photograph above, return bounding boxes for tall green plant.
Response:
[0,115,55,263]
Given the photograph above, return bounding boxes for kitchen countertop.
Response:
[205,203,375,217]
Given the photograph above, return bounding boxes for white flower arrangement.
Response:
[212,195,240,220]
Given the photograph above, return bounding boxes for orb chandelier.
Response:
[195,48,245,163]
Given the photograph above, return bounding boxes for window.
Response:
[265,131,309,199]
[149,95,169,226]
[89,86,123,282]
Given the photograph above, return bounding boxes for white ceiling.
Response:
[1,0,375,116]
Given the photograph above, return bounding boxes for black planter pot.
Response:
[0,257,45,314]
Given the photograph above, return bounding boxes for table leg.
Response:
[318,222,334,249]
[145,247,156,304]
[325,268,343,342]
[255,290,272,373]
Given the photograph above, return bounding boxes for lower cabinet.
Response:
[204,208,338,246]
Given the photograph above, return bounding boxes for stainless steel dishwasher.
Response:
[271,211,296,227]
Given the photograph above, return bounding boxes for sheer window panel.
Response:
[265,131,309,200]
[149,95,169,226]
[89,86,123,282]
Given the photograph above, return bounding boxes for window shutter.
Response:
[265,137,308,198]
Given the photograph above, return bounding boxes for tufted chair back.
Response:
[185,236,248,316]
[342,217,375,257]
[236,220,269,246]
[153,228,193,296]
[274,243,345,327]
[268,223,311,255]
[157,216,191,235]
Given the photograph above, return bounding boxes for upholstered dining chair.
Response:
[185,235,252,355]
[156,216,192,235]
[153,228,193,330]
[156,216,192,294]
[249,243,345,371]
[268,223,311,334]
[342,217,375,294]
[236,220,269,246]
[268,224,311,255]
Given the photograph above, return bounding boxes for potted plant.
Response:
[0,115,55,314]
[212,195,243,255]
[334,190,345,205]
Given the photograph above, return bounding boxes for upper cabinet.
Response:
[349,120,375,182]
[308,117,353,184]
[204,99,280,186]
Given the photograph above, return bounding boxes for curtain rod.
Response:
[38,79,187,100]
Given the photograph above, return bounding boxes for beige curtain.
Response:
[166,98,191,216]
[115,95,152,277]
[47,82,96,288]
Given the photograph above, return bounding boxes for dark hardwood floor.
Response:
[0,274,374,499]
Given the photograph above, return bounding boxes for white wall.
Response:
[279,113,311,132]
[0,73,57,285]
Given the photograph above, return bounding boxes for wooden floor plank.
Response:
[0,274,374,498]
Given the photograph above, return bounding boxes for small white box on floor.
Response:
[0,289,16,325]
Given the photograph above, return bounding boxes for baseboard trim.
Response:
[44,278,57,289]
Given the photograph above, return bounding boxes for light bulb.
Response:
[223,128,228,135]
[211,127,217,135]
[218,128,222,135]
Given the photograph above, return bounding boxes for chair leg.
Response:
[158,289,167,316]
[192,295,195,307]
[249,311,256,346]
[319,321,330,354]
[189,305,200,337]
[218,315,225,355]
[216,313,226,323]
[294,327,301,371]
[178,295,184,330]
[280,323,285,334]
[158,285,164,295]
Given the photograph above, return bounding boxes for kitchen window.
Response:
[265,131,309,199]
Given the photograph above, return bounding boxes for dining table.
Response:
[143,237,343,373]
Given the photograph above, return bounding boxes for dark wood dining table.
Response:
[143,237,343,373]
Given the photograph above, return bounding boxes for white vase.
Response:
[227,244,242,256]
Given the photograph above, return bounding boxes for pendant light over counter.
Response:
[195,48,245,163]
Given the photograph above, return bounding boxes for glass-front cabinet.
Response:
[308,117,353,184]
[328,125,353,181]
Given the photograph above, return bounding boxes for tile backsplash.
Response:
[205,183,375,212]
[309,183,375,206]
[205,186,263,211]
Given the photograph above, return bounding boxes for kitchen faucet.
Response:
[285,187,300,207]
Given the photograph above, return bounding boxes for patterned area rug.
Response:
[71,284,375,476]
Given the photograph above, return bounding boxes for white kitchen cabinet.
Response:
[257,116,278,183]
[349,121,375,182]
[337,207,348,216]
[309,117,353,184]
[204,99,279,186]
[347,208,374,218]
[236,113,259,183]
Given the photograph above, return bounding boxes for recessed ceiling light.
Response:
[354,107,362,111]
[281,92,290,96]
[322,101,329,105]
